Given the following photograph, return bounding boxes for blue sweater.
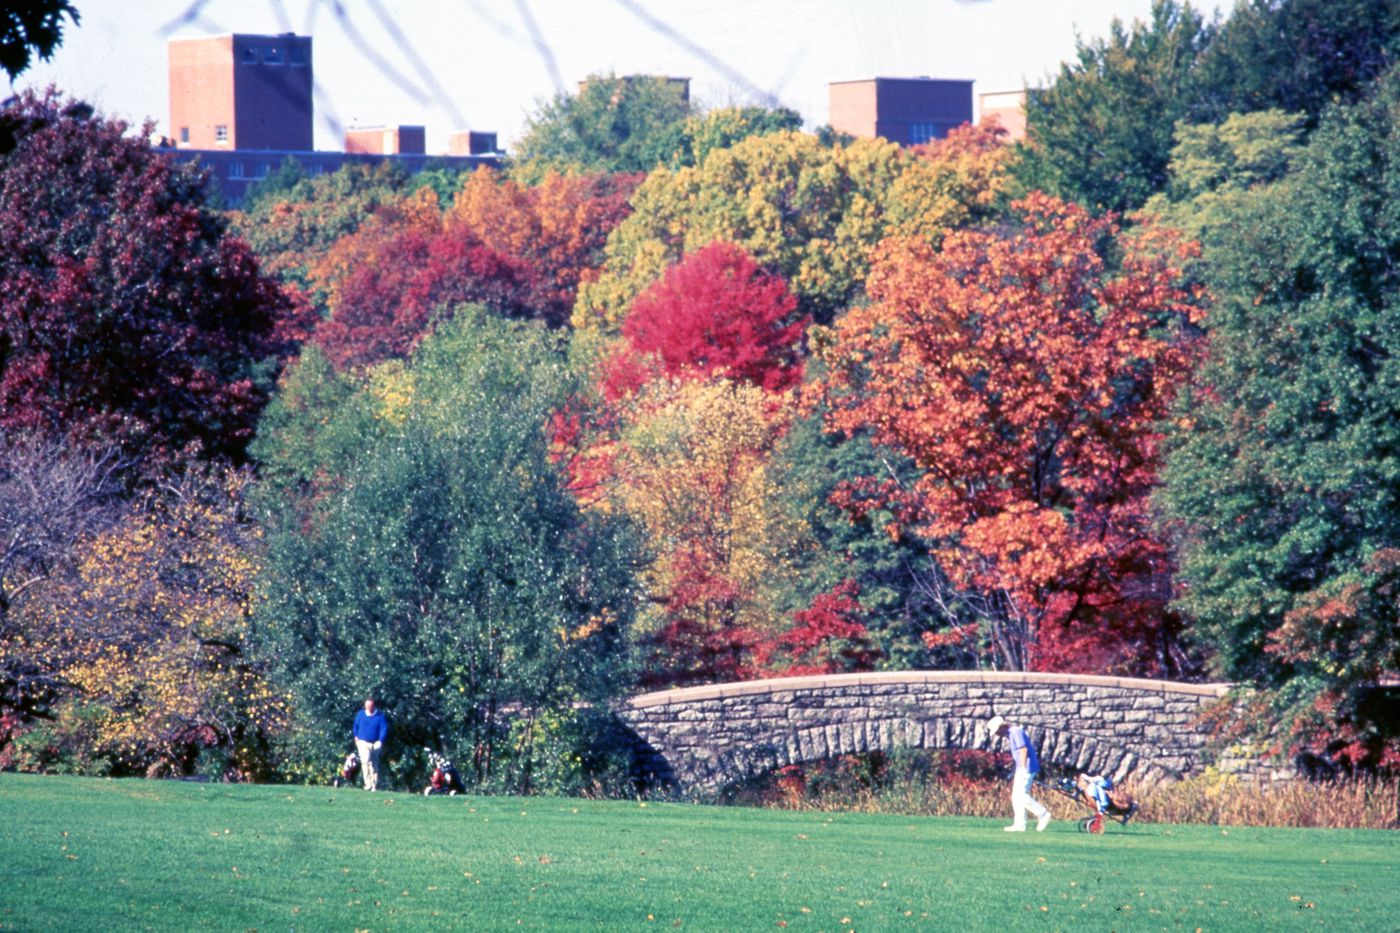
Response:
[353,709,388,744]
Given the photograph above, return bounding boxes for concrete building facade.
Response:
[829,77,973,146]
[978,89,1028,142]
[169,33,313,151]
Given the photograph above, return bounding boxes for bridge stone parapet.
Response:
[617,671,1233,794]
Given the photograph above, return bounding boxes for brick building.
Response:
[345,125,427,155]
[169,33,313,151]
[828,77,973,146]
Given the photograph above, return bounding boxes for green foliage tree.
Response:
[512,73,695,180]
[765,411,981,671]
[252,309,639,792]
[1142,108,1306,250]
[665,105,804,168]
[1196,0,1400,123]
[1017,0,1213,214]
[1159,71,1400,765]
[1018,0,1400,216]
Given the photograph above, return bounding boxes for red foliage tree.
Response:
[814,194,1203,674]
[611,241,807,397]
[760,579,882,676]
[0,91,308,467]
[310,189,536,370]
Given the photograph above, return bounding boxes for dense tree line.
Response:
[3,0,1399,785]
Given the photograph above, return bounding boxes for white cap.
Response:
[987,714,1006,734]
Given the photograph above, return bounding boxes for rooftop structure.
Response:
[345,125,427,155]
[169,33,313,151]
[828,77,973,146]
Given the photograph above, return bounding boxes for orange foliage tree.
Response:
[308,188,534,370]
[813,193,1203,674]
[447,167,641,327]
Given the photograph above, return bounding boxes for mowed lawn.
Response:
[1,774,1395,931]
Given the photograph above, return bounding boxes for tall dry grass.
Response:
[726,753,1399,829]
[1139,771,1399,829]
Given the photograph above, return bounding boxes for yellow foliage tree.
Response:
[573,131,904,335]
[601,379,801,684]
[10,469,288,777]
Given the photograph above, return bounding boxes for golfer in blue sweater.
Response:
[989,714,1051,832]
[353,697,388,791]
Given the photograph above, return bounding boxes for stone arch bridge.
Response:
[616,671,1233,794]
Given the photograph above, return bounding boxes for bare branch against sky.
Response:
[611,0,779,108]
[513,0,565,97]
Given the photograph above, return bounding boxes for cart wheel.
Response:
[1088,813,1105,834]
[1077,816,1094,833]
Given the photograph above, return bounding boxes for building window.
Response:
[241,46,257,64]
[255,162,270,179]
[289,44,307,66]
[179,127,189,143]
[263,46,282,64]
[229,161,246,179]
[908,122,952,145]
[215,125,229,144]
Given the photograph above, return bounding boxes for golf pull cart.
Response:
[1039,774,1139,834]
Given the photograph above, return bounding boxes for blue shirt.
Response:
[1008,725,1039,774]
[353,709,388,744]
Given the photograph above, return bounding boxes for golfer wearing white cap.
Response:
[989,714,1051,832]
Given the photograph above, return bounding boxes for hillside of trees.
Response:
[2,1,1397,789]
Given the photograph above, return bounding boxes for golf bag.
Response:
[1045,773,1138,834]
[333,751,360,788]
[423,748,463,796]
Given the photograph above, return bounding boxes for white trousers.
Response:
[1010,768,1048,827]
[355,738,381,790]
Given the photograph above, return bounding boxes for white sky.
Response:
[15,1,1226,153]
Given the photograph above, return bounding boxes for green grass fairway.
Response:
[1,775,1396,930]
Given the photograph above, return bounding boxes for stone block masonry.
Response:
[616,671,1233,794]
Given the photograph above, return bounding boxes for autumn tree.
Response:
[603,379,798,687]
[4,466,286,778]
[308,187,535,370]
[1159,70,1400,767]
[758,579,881,677]
[885,120,1015,246]
[446,167,641,328]
[231,162,425,309]
[0,90,307,468]
[0,434,121,754]
[574,130,904,334]
[814,194,1203,674]
[603,241,807,398]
